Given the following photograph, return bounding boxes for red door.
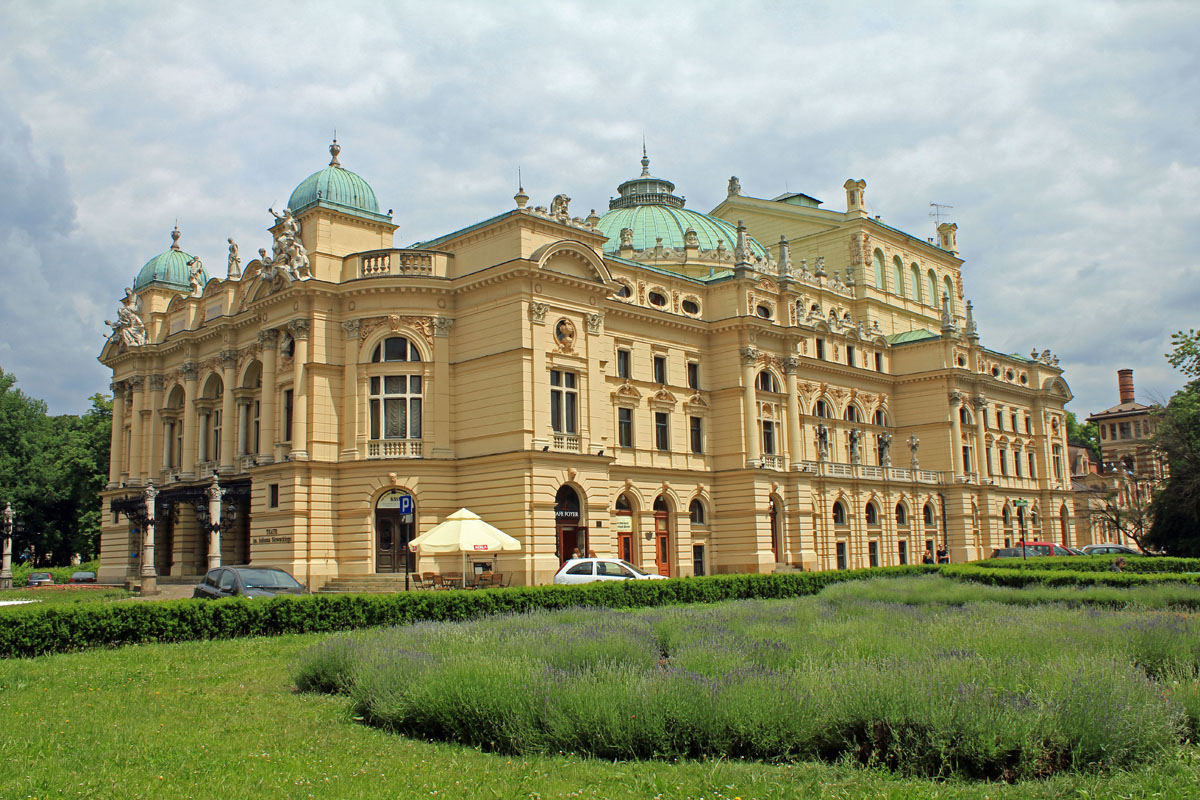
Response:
[654,513,670,576]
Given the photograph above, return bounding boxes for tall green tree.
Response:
[1065,411,1101,462]
[0,368,110,564]
[1145,332,1200,555]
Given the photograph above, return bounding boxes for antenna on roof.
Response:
[929,202,954,225]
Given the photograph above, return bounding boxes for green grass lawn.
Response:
[0,586,130,608]
[3,581,1200,798]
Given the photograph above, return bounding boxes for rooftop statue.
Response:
[259,208,310,290]
[728,175,741,196]
[187,256,205,297]
[227,238,242,280]
[105,288,147,348]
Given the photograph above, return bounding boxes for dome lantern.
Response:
[286,139,390,222]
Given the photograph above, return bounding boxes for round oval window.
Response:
[682,299,700,315]
[756,305,772,319]
[616,284,632,298]
[648,292,667,307]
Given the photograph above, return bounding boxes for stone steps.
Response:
[317,575,422,594]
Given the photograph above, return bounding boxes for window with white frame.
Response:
[369,375,423,440]
[550,370,578,434]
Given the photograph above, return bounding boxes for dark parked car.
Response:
[990,547,1046,559]
[25,571,53,587]
[1081,543,1142,556]
[68,571,97,584]
[193,566,306,599]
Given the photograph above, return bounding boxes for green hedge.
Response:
[9,559,101,587]
[0,565,937,659]
[970,555,1200,574]
[944,564,1200,589]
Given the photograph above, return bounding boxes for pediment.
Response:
[531,240,612,285]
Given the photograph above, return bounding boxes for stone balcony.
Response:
[350,249,451,279]
[367,439,424,459]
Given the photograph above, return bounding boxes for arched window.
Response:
[844,405,859,423]
[895,502,908,526]
[872,249,885,289]
[910,263,923,303]
[943,276,956,315]
[923,502,935,527]
[833,500,848,526]
[960,407,972,425]
[865,501,879,525]
[756,371,780,392]
[371,336,422,363]
[1002,505,1012,526]
[892,256,905,297]
[815,399,830,418]
[873,409,887,426]
[927,270,938,308]
[689,499,707,525]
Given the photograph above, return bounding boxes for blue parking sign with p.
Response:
[398,494,413,514]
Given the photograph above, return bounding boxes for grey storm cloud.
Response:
[0,0,1197,415]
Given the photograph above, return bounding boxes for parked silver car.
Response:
[193,566,306,599]
[553,558,669,585]
[1081,543,1142,556]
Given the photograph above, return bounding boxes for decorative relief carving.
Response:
[341,319,361,340]
[554,318,577,353]
[529,303,548,324]
[433,317,454,338]
[258,330,279,350]
[182,361,199,381]
[585,313,603,334]
[148,375,164,392]
[219,349,237,368]
[739,346,760,365]
[611,382,642,408]
[357,315,434,344]
[287,319,310,340]
[650,388,677,410]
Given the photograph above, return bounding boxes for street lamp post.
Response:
[140,483,159,595]
[0,503,13,589]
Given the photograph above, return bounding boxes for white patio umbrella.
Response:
[408,508,522,587]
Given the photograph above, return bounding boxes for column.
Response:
[147,375,164,481]
[219,351,236,474]
[784,357,803,469]
[140,483,158,595]
[127,376,146,484]
[259,330,278,465]
[1,504,14,589]
[949,391,964,479]
[432,317,453,457]
[739,347,761,467]
[206,476,222,570]
[108,381,126,488]
[340,320,360,460]
[972,396,988,482]
[288,319,310,460]
[180,362,199,479]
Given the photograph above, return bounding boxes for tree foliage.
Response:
[1066,411,1101,462]
[0,367,110,564]
[1145,332,1200,555]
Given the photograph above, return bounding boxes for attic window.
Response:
[616,283,632,299]
[756,305,772,319]
[648,291,667,307]
[682,299,700,315]
[991,367,1000,377]
[1020,373,1028,385]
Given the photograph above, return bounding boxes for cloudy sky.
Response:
[1,0,1197,417]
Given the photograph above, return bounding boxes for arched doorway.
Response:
[375,489,415,574]
[555,485,585,564]
[652,495,672,576]
[615,493,636,563]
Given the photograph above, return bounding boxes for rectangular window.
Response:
[653,354,667,384]
[654,411,669,451]
[962,446,972,473]
[1015,451,1022,478]
[761,420,776,455]
[617,349,631,380]
[269,483,279,508]
[1028,452,1036,478]
[874,352,883,372]
[211,409,221,463]
[986,448,994,475]
[1119,422,1132,439]
[550,370,578,434]
[282,389,294,442]
[1053,445,1064,481]
[1010,412,1018,431]
[1024,417,1031,434]
[369,375,423,439]
[999,448,1009,476]
[617,407,633,448]
[816,338,825,360]
[996,410,1003,431]
[846,345,856,367]
[686,361,699,390]
[252,400,260,455]
[868,540,879,568]
[689,416,703,454]
[898,540,908,565]
[836,542,847,570]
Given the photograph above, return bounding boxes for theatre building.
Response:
[98,142,1078,589]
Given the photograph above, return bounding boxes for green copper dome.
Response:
[595,153,766,257]
[287,140,384,219]
[133,228,207,292]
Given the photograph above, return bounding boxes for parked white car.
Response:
[553,558,669,585]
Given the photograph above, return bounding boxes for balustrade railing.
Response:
[358,249,438,277]
[552,434,581,453]
[367,439,424,459]
[760,454,784,471]
[237,454,259,472]
[197,462,216,478]
[788,461,946,484]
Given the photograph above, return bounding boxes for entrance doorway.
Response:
[652,495,671,576]
[375,490,415,574]
[555,485,586,564]
[615,493,635,563]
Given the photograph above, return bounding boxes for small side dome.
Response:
[133,227,207,292]
[286,139,386,220]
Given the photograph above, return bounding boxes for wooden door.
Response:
[654,513,670,576]
[376,510,397,573]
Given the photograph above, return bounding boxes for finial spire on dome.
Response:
[329,135,342,168]
[514,167,529,209]
[640,137,650,176]
[170,225,181,251]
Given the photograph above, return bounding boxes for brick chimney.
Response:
[1118,369,1135,403]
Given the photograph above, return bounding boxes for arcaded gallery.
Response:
[99,141,1079,588]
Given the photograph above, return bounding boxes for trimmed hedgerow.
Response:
[0,565,936,659]
[970,555,1200,574]
[944,564,1200,590]
[10,559,102,586]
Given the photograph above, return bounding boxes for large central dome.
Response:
[595,153,766,258]
[286,140,386,220]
